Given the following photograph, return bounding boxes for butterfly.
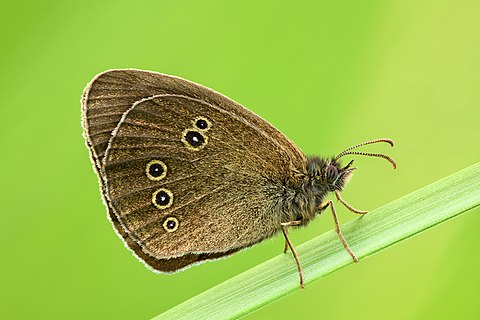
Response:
[81,69,395,288]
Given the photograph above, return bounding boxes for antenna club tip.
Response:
[382,138,395,147]
[387,157,397,170]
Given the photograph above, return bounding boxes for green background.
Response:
[1,0,479,319]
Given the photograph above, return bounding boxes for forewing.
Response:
[81,69,305,170]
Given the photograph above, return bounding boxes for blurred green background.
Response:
[1,0,479,319]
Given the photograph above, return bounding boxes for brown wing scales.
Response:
[104,95,288,258]
[82,69,307,271]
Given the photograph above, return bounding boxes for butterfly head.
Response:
[322,159,356,192]
[306,157,355,192]
[307,138,396,194]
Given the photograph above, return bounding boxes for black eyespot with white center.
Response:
[196,119,208,129]
[182,129,208,150]
[192,116,211,131]
[152,188,174,209]
[156,191,169,205]
[146,160,167,181]
[163,217,179,232]
[186,131,204,146]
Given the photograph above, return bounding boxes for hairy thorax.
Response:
[269,155,356,228]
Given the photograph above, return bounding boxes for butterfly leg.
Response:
[283,228,289,253]
[335,191,368,214]
[280,220,302,253]
[320,200,359,263]
[280,225,304,288]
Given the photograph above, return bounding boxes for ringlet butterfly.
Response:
[81,69,396,288]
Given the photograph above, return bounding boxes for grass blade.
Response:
[153,162,480,320]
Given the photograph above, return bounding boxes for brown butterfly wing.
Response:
[82,69,307,271]
[108,200,242,272]
[104,95,304,256]
[82,69,305,169]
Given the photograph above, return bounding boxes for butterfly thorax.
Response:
[275,156,354,227]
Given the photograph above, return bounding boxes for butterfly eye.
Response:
[163,217,179,232]
[152,188,174,209]
[193,116,211,130]
[325,165,339,184]
[182,129,208,150]
[146,160,167,181]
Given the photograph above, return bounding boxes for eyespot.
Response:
[163,216,179,232]
[181,129,207,150]
[145,160,167,181]
[192,116,211,131]
[152,188,174,209]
